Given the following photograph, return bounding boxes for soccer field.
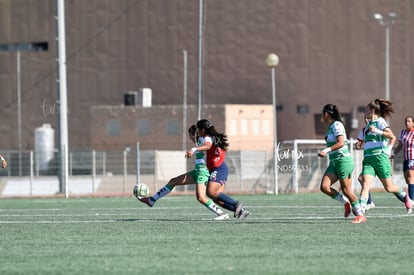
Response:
[0,193,413,275]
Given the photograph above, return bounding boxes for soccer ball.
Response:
[133,183,150,199]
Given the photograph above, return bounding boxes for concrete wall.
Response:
[0,0,413,151]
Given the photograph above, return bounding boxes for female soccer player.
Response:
[0,154,7,169]
[357,99,411,221]
[196,119,249,221]
[136,124,229,220]
[355,116,375,210]
[392,115,414,213]
[318,104,365,223]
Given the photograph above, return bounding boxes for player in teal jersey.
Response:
[355,116,375,210]
[356,99,411,221]
[318,104,365,223]
[136,124,229,220]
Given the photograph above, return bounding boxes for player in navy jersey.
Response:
[136,124,228,220]
[392,116,414,213]
[197,119,249,221]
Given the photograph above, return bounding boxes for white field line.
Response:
[0,220,121,224]
[0,204,407,212]
[0,205,412,224]
[0,214,412,224]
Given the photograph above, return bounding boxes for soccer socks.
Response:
[393,188,407,203]
[359,197,368,212]
[367,192,373,204]
[351,201,364,216]
[217,192,237,212]
[205,199,226,216]
[332,193,349,204]
[408,184,414,201]
[151,183,173,201]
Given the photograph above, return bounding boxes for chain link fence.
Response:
[0,140,407,197]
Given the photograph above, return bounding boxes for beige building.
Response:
[90,104,275,151]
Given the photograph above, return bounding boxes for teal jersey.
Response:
[194,136,212,167]
[363,117,389,157]
[192,135,212,185]
[325,121,351,161]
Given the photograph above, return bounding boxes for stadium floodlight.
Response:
[373,13,383,21]
[266,53,280,194]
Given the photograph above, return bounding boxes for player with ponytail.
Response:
[318,104,365,223]
[357,99,411,218]
[197,119,249,220]
[136,124,229,220]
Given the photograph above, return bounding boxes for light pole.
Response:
[56,0,69,197]
[266,53,279,194]
[373,12,396,101]
[182,50,188,151]
[197,0,204,120]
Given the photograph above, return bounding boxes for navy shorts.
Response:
[403,160,414,172]
[209,162,228,185]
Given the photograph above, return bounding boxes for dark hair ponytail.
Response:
[196,119,229,150]
[188,124,196,135]
[322,104,342,122]
[368,98,394,119]
[196,119,211,131]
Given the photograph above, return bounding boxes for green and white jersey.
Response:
[325,121,351,161]
[194,136,212,166]
[363,117,389,157]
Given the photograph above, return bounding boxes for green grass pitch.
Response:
[0,193,413,275]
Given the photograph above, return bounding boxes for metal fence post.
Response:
[136,142,140,186]
[123,149,127,193]
[92,150,96,194]
[30,150,33,196]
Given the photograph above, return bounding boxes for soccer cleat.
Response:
[213,213,229,221]
[344,202,351,218]
[237,209,250,221]
[137,196,155,207]
[366,202,376,211]
[234,201,243,218]
[234,201,243,217]
[360,204,367,215]
[405,196,412,214]
[351,215,366,224]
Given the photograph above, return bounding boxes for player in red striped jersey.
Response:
[136,124,228,220]
[392,116,414,213]
[197,119,250,220]
[0,154,7,169]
